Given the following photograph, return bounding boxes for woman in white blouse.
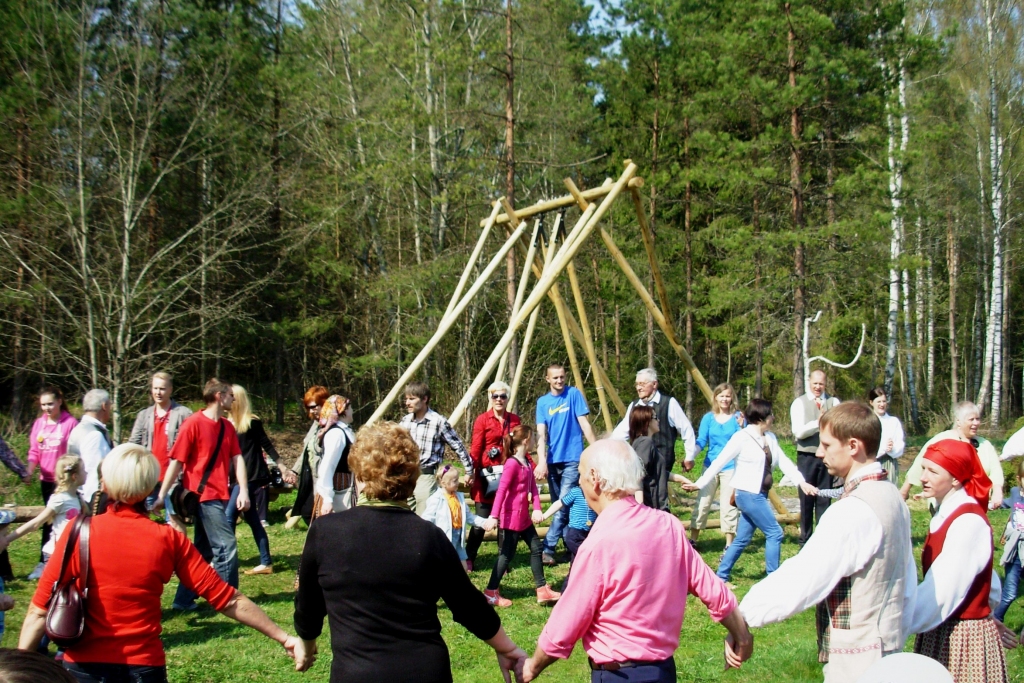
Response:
[910,439,1015,682]
[314,395,357,516]
[868,387,905,485]
[682,398,817,585]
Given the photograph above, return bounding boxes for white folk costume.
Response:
[740,462,915,683]
[909,439,1007,683]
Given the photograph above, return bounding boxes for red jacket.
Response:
[469,410,520,503]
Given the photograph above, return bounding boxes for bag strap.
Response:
[54,515,85,588]
[78,517,91,599]
[197,419,226,495]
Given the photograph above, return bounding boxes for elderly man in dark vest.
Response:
[611,368,696,511]
[789,369,840,544]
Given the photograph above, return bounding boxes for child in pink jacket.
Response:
[484,424,560,608]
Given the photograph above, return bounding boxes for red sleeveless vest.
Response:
[921,501,992,620]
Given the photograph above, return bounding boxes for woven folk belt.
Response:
[332,472,354,491]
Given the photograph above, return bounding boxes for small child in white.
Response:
[6,454,86,579]
[422,464,496,570]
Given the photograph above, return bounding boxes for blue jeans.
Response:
[173,499,238,609]
[543,461,579,555]
[716,490,783,582]
[227,484,271,567]
[996,554,1023,621]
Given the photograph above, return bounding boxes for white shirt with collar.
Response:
[909,486,1001,635]
[610,390,697,463]
[78,415,112,502]
[740,462,917,644]
[878,413,906,459]
[790,393,841,441]
[692,425,804,494]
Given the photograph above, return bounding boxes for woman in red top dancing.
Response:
[19,443,304,683]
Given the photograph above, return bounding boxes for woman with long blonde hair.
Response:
[689,383,744,547]
[228,385,293,575]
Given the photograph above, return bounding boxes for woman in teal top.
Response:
[690,383,744,547]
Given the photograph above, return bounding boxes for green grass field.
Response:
[2,434,1024,681]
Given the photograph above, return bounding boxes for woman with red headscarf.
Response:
[909,439,1015,683]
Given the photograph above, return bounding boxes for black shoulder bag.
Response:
[169,420,226,525]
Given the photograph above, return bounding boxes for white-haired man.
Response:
[67,388,114,507]
[522,439,752,682]
[901,400,1003,509]
[610,368,696,511]
[790,369,840,544]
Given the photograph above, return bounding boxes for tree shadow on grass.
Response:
[161,610,247,648]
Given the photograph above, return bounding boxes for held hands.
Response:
[799,483,819,497]
[724,631,754,670]
[496,645,527,683]
[990,492,1004,510]
[534,461,548,482]
[282,469,298,486]
[683,460,695,472]
[531,510,545,526]
[292,637,318,671]
[481,517,498,532]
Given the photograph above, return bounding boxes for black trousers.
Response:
[487,525,545,590]
[797,452,832,542]
[465,502,493,564]
[40,480,56,562]
[654,448,674,512]
[64,662,168,683]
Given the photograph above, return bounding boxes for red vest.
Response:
[921,501,992,620]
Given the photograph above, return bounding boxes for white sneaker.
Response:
[260,520,269,528]
[28,562,45,580]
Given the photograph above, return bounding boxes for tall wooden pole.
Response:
[497,219,540,382]
[447,163,638,426]
[567,259,613,431]
[365,216,532,425]
[598,225,714,405]
[445,201,502,319]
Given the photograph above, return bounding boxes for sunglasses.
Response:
[491,394,508,401]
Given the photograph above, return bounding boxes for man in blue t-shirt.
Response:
[536,363,597,565]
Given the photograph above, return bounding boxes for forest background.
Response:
[1,0,1022,441]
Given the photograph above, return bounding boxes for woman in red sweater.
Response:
[466,381,521,570]
[19,443,303,683]
[484,424,560,608]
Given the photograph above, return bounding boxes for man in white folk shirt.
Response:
[739,402,916,683]
[790,369,841,544]
[610,368,696,511]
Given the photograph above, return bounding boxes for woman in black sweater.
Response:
[229,385,296,575]
[293,421,527,683]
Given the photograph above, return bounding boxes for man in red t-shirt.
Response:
[155,378,248,611]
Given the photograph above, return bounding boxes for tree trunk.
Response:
[902,265,922,431]
[948,213,959,410]
[647,58,661,369]
[504,0,518,374]
[787,3,806,398]
[977,0,1004,424]
[684,115,694,414]
[883,55,908,399]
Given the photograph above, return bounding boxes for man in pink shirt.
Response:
[522,440,754,682]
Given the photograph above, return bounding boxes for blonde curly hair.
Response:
[349,422,421,501]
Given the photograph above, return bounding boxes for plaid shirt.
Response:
[400,409,472,470]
